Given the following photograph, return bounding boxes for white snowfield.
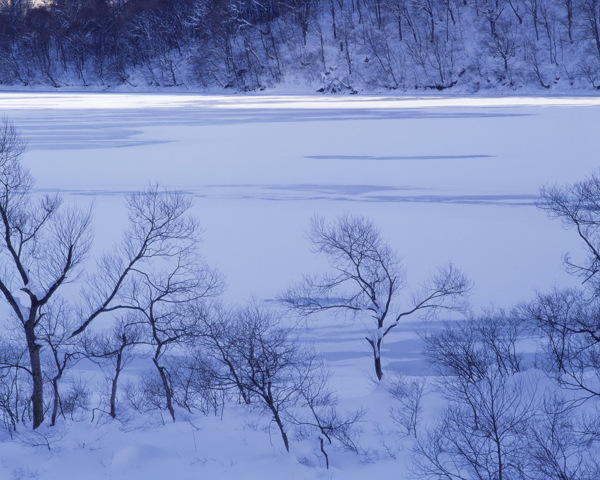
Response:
[0,93,599,479]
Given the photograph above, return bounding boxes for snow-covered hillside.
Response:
[2,0,600,92]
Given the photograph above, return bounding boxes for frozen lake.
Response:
[2,93,599,310]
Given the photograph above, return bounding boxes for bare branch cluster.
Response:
[539,172,600,289]
[416,311,600,480]
[182,302,363,460]
[0,120,222,430]
[281,214,471,380]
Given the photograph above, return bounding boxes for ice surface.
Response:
[2,93,594,309]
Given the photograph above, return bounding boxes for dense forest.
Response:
[0,0,599,91]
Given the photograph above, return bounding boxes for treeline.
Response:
[0,0,599,91]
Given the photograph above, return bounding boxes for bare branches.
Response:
[281,214,403,321]
[416,299,600,480]
[195,304,304,452]
[0,121,223,429]
[414,373,538,480]
[73,185,222,338]
[423,310,525,399]
[0,118,29,197]
[81,316,144,420]
[27,204,93,308]
[281,214,470,380]
[188,302,362,458]
[0,120,93,429]
[395,263,471,328]
[539,172,600,288]
[535,173,600,402]
[523,287,600,401]
[417,312,542,480]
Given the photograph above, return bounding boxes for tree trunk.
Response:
[367,337,384,381]
[330,0,337,39]
[110,348,124,418]
[566,0,573,42]
[374,351,383,381]
[50,376,60,426]
[25,320,44,429]
[153,358,175,422]
[267,401,290,452]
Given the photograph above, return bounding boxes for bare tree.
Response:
[414,372,537,480]
[86,188,224,422]
[416,305,600,480]
[38,299,83,427]
[215,304,301,452]
[423,308,525,384]
[137,298,221,423]
[188,302,253,405]
[0,119,92,429]
[534,172,600,401]
[418,312,538,480]
[527,393,600,480]
[0,121,221,429]
[539,171,600,290]
[281,214,470,380]
[81,315,143,420]
[0,337,30,433]
[288,361,364,467]
[522,287,600,402]
[73,185,215,337]
[190,302,361,456]
[166,352,228,417]
[387,371,426,437]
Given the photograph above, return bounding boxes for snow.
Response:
[0,92,599,479]
[4,92,595,307]
[12,297,30,320]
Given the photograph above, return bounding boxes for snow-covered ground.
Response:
[1,93,599,479]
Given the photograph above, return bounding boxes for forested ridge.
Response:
[1,0,600,91]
